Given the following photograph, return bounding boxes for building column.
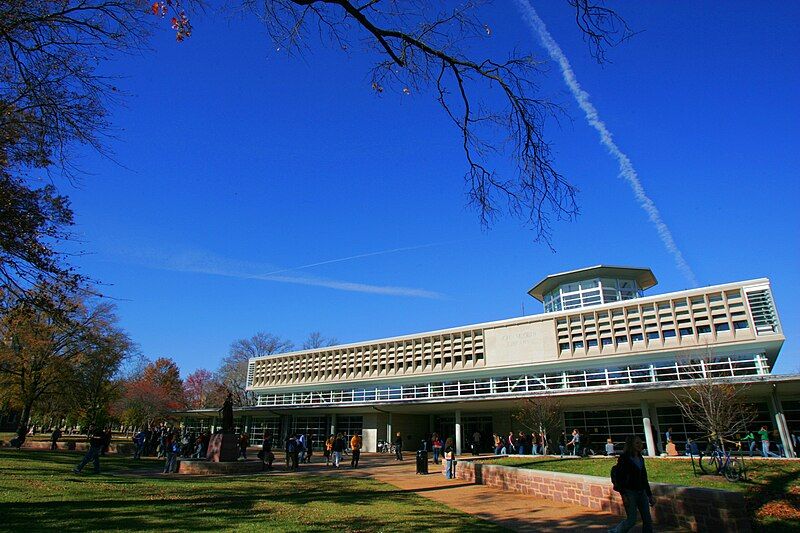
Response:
[329,413,337,436]
[386,412,393,445]
[280,415,289,441]
[641,401,657,458]
[652,406,664,454]
[455,410,462,456]
[770,389,796,458]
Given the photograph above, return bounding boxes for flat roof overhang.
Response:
[182,373,800,418]
[528,265,658,301]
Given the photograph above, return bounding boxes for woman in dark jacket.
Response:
[611,436,655,533]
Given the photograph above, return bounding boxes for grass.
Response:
[0,449,507,532]
[489,456,800,532]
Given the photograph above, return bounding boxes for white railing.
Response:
[255,354,768,408]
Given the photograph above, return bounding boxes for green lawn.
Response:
[489,456,800,531]
[0,450,507,532]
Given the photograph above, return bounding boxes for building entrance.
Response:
[291,416,328,451]
[461,414,493,454]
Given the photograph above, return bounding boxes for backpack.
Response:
[610,462,625,493]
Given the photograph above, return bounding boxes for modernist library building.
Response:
[184,265,800,457]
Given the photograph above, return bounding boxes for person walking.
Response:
[304,433,313,463]
[432,433,443,464]
[164,433,180,474]
[443,437,456,479]
[239,432,250,460]
[758,426,780,458]
[493,433,503,455]
[101,428,112,456]
[517,431,527,455]
[50,427,62,451]
[332,433,345,468]
[609,436,655,533]
[261,431,274,470]
[471,430,481,455]
[741,430,757,457]
[558,431,567,457]
[285,435,297,470]
[568,429,582,457]
[394,432,403,461]
[297,433,306,464]
[133,429,146,459]
[324,434,334,466]
[350,433,362,468]
[73,426,105,475]
[506,432,517,455]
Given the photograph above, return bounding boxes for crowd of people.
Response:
[54,420,800,483]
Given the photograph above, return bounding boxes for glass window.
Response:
[561,282,579,293]
[679,327,693,336]
[647,332,660,340]
[631,333,644,342]
[715,323,730,332]
[573,341,584,349]
[588,339,598,347]
[734,320,749,330]
[663,329,676,338]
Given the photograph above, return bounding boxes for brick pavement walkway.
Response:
[286,453,633,532]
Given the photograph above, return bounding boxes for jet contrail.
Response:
[515,0,699,287]
[260,241,458,276]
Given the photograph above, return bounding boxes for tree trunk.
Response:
[15,402,33,443]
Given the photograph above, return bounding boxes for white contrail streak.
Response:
[261,241,457,276]
[515,0,698,287]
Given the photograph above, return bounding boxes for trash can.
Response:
[416,449,429,475]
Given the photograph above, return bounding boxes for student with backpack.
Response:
[610,436,655,533]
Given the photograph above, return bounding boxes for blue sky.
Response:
[63,1,799,375]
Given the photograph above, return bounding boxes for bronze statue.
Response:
[219,392,234,433]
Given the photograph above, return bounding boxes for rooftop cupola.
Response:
[529,265,657,312]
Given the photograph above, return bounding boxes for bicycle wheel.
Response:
[699,454,717,475]
[724,458,742,482]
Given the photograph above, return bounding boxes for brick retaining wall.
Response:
[0,439,135,454]
[453,458,751,532]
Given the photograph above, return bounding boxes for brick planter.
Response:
[454,458,751,532]
[178,459,264,475]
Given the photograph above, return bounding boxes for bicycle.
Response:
[698,443,744,482]
[377,440,397,454]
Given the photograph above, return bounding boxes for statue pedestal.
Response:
[206,432,239,462]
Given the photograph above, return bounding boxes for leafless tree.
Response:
[217,332,294,405]
[0,1,149,303]
[513,396,562,453]
[302,331,338,349]
[236,0,632,245]
[671,352,757,450]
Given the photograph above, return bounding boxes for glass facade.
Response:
[565,408,645,455]
[544,277,643,312]
[334,415,363,440]
[291,416,328,451]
